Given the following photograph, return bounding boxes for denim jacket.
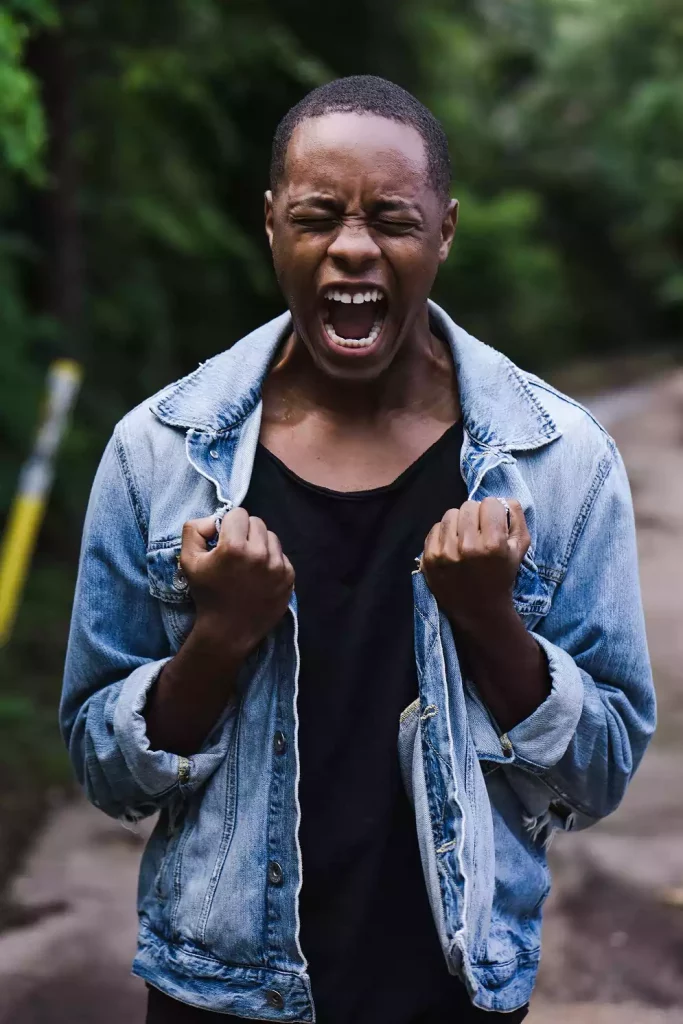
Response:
[61,303,655,1019]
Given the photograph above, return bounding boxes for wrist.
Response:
[446,595,519,638]
[184,619,250,674]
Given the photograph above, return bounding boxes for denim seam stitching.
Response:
[527,376,614,440]
[113,426,148,545]
[197,702,243,945]
[560,440,616,574]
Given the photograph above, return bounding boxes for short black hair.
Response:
[270,75,451,200]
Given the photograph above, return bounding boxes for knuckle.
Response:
[483,539,505,557]
[222,537,244,557]
[459,540,480,559]
[249,545,269,565]
[433,550,453,568]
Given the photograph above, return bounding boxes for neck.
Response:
[264,304,460,426]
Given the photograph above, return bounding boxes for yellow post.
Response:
[0,359,83,647]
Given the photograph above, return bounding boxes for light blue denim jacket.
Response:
[61,303,655,1019]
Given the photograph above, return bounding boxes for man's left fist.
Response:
[421,498,530,631]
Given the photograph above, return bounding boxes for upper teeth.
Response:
[325,289,381,304]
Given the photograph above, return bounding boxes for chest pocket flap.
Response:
[512,551,552,624]
[147,542,195,648]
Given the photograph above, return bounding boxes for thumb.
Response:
[181,516,217,558]
[506,500,531,555]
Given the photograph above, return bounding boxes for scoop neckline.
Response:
[257,420,463,501]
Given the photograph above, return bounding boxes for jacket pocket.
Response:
[154,799,188,901]
[147,541,196,649]
[512,552,552,624]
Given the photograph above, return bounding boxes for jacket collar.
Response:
[151,301,561,452]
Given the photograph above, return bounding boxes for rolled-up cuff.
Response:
[113,658,180,797]
[506,633,584,770]
[113,658,237,798]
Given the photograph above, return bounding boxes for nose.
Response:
[327,220,381,270]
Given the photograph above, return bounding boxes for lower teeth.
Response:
[324,314,384,348]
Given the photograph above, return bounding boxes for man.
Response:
[61,76,655,1023]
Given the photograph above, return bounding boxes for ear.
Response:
[438,198,458,263]
[264,190,275,251]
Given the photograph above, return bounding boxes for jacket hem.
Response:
[467,947,540,1012]
[133,923,315,1022]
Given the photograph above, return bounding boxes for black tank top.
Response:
[147,421,529,1024]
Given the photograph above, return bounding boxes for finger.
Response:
[507,499,531,552]
[457,500,482,553]
[423,521,443,560]
[181,516,217,556]
[282,554,296,588]
[246,516,269,552]
[480,497,508,547]
[218,507,249,549]
[266,530,284,570]
[439,507,460,560]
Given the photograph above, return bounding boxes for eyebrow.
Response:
[372,198,420,214]
[288,194,422,214]
[287,195,339,211]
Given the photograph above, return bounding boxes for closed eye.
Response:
[375,219,420,235]
[291,215,338,232]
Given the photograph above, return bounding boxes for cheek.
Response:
[274,233,325,287]
[385,239,441,293]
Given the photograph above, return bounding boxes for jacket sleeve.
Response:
[503,442,656,827]
[60,427,235,821]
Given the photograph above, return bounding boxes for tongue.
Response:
[326,301,377,340]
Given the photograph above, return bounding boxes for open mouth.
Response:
[321,287,387,349]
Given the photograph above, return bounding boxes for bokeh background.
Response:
[1,1,682,1021]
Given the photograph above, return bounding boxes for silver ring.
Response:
[498,498,511,529]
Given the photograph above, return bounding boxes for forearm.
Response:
[145,625,243,756]
[453,604,551,734]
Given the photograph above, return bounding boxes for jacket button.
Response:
[500,733,514,758]
[209,449,219,459]
[265,990,284,1010]
[268,861,284,886]
[273,731,286,754]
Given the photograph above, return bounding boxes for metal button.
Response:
[265,990,284,1010]
[273,731,286,755]
[209,449,219,459]
[500,733,514,758]
[173,567,189,592]
[268,861,284,886]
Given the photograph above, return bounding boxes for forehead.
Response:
[283,112,430,200]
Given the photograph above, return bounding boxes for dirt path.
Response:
[1,373,682,1024]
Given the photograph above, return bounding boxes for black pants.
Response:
[146,986,529,1023]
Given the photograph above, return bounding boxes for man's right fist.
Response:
[179,508,295,662]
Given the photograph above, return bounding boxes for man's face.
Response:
[265,112,457,381]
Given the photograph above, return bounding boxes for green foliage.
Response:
[0,2,53,180]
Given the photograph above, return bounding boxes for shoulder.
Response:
[522,371,618,474]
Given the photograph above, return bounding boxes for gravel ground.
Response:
[1,373,682,1024]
